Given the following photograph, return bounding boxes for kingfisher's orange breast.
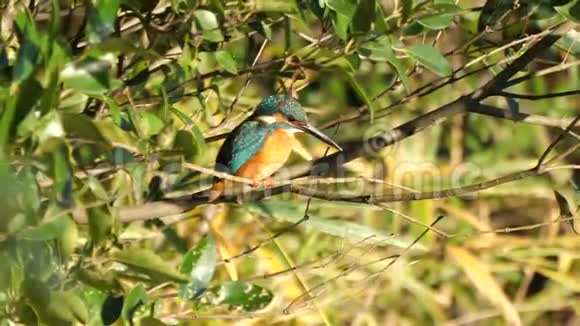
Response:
[235,129,294,181]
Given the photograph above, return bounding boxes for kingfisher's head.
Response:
[252,94,342,151]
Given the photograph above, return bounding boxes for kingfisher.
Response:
[209,94,342,202]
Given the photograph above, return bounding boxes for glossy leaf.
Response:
[194,10,224,42]
[0,77,43,144]
[122,284,147,323]
[352,0,375,33]
[255,0,296,12]
[13,10,41,82]
[215,50,238,74]
[88,206,114,246]
[555,0,580,23]
[555,29,580,58]
[199,281,274,311]
[25,284,89,325]
[359,36,411,92]
[401,0,413,22]
[180,235,218,300]
[16,215,74,241]
[326,0,357,17]
[417,8,458,30]
[478,0,516,31]
[61,112,110,145]
[174,129,196,162]
[344,72,376,121]
[58,214,78,260]
[61,54,119,95]
[74,267,120,292]
[134,111,165,137]
[327,0,357,39]
[0,170,39,233]
[113,248,189,283]
[52,141,73,207]
[406,44,453,77]
[48,291,89,324]
[87,0,121,43]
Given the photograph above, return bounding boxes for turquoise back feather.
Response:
[215,121,287,174]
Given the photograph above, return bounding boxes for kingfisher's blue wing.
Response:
[215,121,272,174]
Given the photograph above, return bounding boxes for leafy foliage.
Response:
[0,0,578,324]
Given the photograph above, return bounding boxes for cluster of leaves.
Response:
[0,0,579,325]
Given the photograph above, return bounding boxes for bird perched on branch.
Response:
[209,94,342,202]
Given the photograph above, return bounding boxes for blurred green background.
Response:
[0,0,579,325]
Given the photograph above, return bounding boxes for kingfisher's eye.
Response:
[288,116,296,122]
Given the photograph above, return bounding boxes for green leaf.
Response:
[179,235,218,300]
[134,111,165,137]
[61,112,111,146]
[61,54,119,95]
[113,248,189,283]
[555,29,580,58]
[344,72,376,121]
[417,4,460,30]
[554,191,576,232]
[215,50,238,74]
[477,0,515,31]
[352,0,375,33]
[555,0,580,23]
[0,251,19,293]
[47,291,89,324]
[194,10,224,42]
[88,206,114,247]
[0,77,43,148]
[327,0,358,39]
[406,44,453,77]
[57,214,78,260]
[122,284,147,323]
[13,10,41,82]
[174,129,199,162]
[87,0,121,43]
[359,36,411,92]
[402,0,413,23]
[199,282,274,311]
[316,49,360,73]
[25,283,89,325]
[74,267,120,292]
[0,168,39,233]
[255,0,296,12]
[16,216,74,241]
[250,201,425,250]
[326,0,357,17]
[52,142,73,207]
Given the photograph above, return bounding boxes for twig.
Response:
[216,39,269,126]
[496,89,580,100]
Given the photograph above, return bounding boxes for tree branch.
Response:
[469,103,579,130]
[109,21,577,224]
[495,89,580,100]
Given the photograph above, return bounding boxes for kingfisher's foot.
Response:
[262,177,273,188]
[250,180,261,187]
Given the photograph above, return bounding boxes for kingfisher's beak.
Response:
[293,122,342,151]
